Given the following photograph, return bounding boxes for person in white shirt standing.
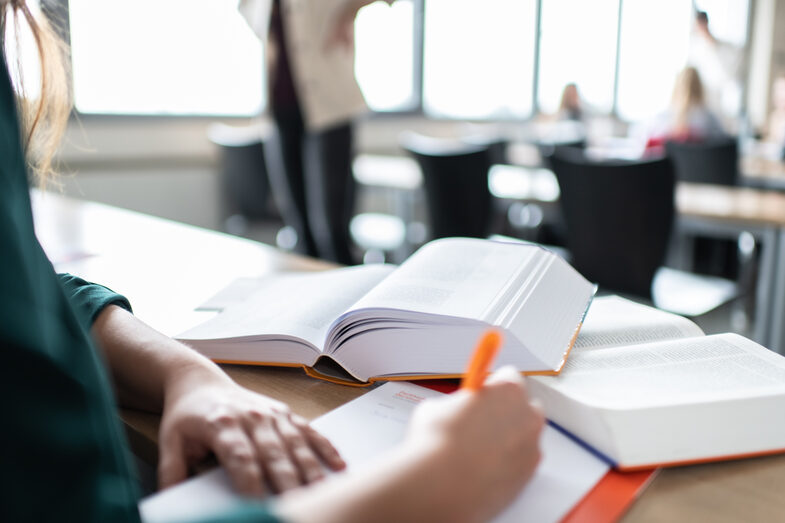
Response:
[688,10,743,132]
[239,0,394,264]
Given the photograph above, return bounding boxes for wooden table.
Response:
[31,190,785,521]
[741,152,785,191]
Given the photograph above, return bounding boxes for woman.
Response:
[1,2,543,522]
[644,66,727,155]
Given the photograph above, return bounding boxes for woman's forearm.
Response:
[90,305,228,412]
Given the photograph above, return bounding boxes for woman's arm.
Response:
[91,305,345,496]
[274,367,545,523]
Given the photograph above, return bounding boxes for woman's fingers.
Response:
[274,413,326,484]
[157,431,189,490]
[292,415,346,471]
[209,417,265,496]
[485,364,525,385]
[247,413,301,493]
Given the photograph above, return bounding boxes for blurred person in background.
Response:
[688,10,743,132]
[239,0,396,265]
[766,75,785,147]
[556,83,583,122]
[643,66,727,156]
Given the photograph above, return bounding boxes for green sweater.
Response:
[0,54,276,521]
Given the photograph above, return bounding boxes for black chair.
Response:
[665,138,739,186]
[207,123,277,231]
[400,132,493,240]
[547,148,736,315]
[666,138,742,280]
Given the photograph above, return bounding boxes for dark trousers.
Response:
[265,103,356,265]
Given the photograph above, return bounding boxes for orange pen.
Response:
[461,330,504,391]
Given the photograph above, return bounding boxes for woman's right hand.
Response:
[275,366,544,523]
[404,366,545,522]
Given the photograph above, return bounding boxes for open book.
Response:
[529,295,785,469]
[177,238,595,385]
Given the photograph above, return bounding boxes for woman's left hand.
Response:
[156,368,345,497]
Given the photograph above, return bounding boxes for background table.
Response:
[31,189,785,522]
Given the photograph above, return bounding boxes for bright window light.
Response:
[537,0,619,115]
[615,0,693,122]
[68,0,264,116]
[423,0,537,120]
[695,0,750,46]
[355,0,415,112]
[3,0,43,100]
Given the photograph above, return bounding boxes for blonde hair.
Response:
[1,1,71,186]
[670,67,705,134]
[558,83,579,113]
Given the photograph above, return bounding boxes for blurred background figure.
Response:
[239,0,394,264]
[766,75,785,146]
[557,83,583,122]
[688,10,743,132]
[644,66,727,155]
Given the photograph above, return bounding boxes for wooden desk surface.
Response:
[32,190,785,522]
[676,182,785,228]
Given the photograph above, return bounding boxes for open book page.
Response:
[177,265,394,352]
[574,296,704,352]
[529,333,785,467]
[311,382,610,523]
[348,238,540,323]
[328,239,592,377]
[540,333,785,408]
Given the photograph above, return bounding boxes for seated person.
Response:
[557,83,583,122]
[766,75,785,146]
[1,3,544,522]
[644,66,727,156]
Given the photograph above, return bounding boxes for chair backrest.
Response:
[207,122,274,219]
[548,149,676,298]
[400,132,493,239]
[664,138,738,186]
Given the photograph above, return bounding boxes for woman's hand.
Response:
[324,0,389,51]
[90,306,344,496]
[403,366,545,522]
[274,366,544,523]
[157,367,345,496]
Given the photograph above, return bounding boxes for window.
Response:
[615,0,693,122]
[3,1,44,100]
[355,0,416,112]
[422,0,537,119]
[536,0,619,115]
[63,0,750,122]
[68,0,264,116]
[694,0,750,46]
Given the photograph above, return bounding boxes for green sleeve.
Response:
[58,273,133,325]
[188,503,282,523]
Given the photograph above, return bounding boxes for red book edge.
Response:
[561,468,657,523]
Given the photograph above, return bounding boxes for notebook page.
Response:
[574,296,704,351]
[177,265,394,349]
[311,382,610,523]
[140,382,610,523]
